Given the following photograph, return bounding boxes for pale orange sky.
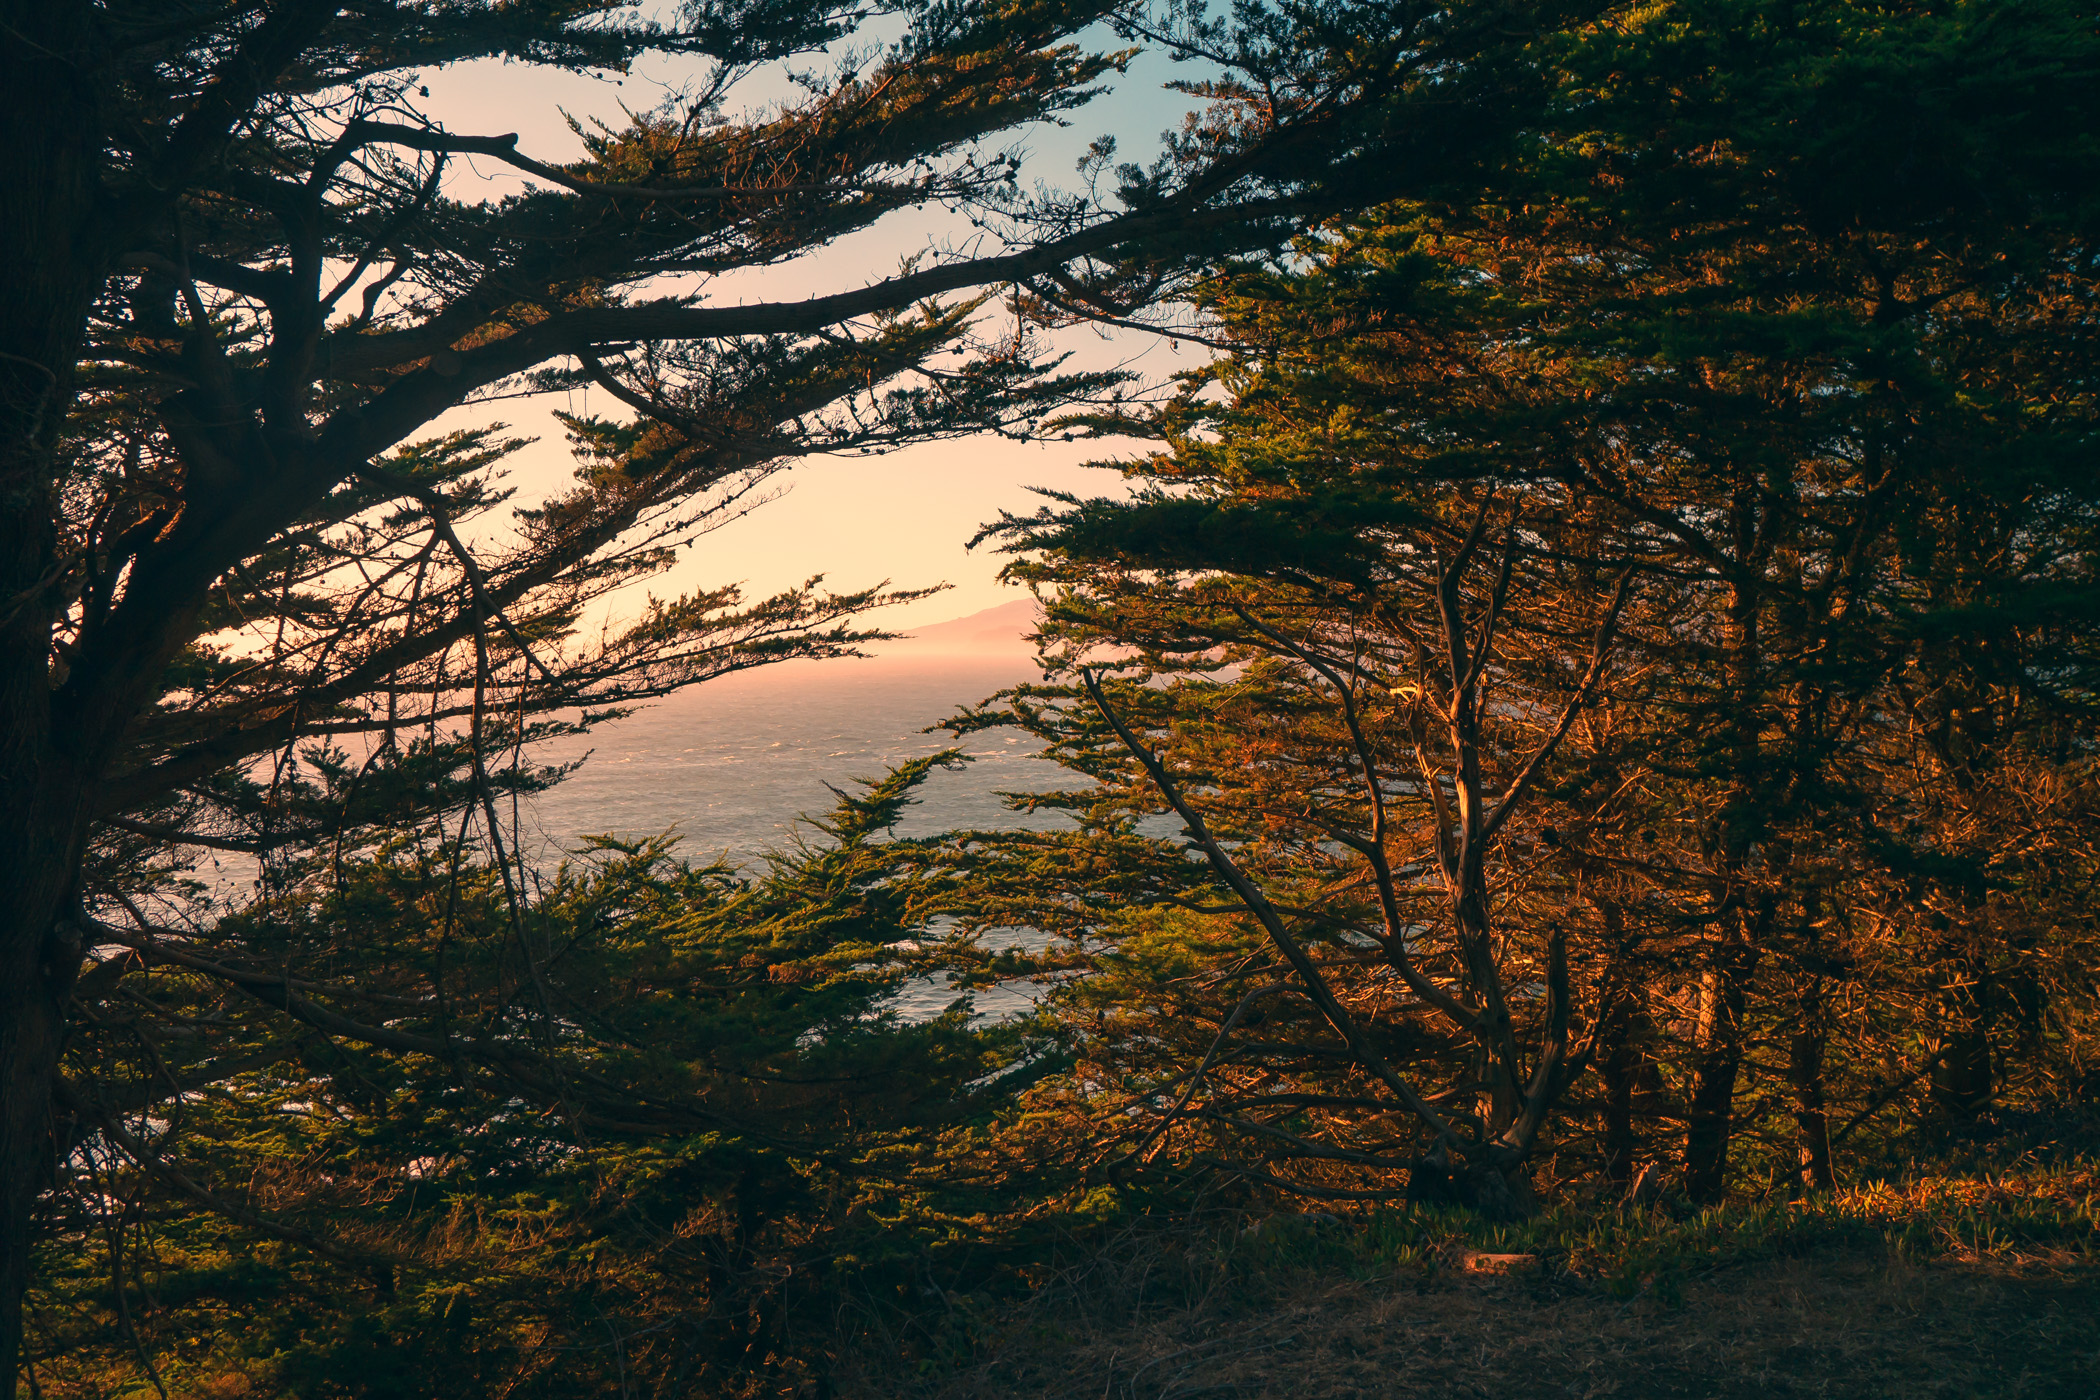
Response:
[408,25,1206,632]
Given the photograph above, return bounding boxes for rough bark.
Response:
[1682,949,1752,1205]
[1598,1006,1649,1195]
[1679,558,1772,1206]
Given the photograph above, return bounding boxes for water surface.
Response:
[525,654,1073,1021]
[525,654,1068,864]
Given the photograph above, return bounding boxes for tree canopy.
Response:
[951,0,2100,1208]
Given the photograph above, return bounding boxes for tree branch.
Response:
[1081,669,1461,1147]
[1230,607,1485,1033]
[1479,566,1635,844]
[337,120,923,204]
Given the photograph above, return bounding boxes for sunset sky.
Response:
[415,20,1204,631]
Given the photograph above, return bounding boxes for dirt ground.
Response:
[860,1251,2100,1400]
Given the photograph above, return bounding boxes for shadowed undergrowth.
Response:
[831,1169,2099,1400]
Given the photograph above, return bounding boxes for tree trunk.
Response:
[0,886,81,1400]
[1601,1039,1637,1194]
[1787,981,1835,1193]
[1598,1002,1660,1196]
[1929,939,1994,1120]
[1681,545,1769,1207]
[1682,952,1751,1204]
[0,4,103,1392]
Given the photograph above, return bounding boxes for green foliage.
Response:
[39,759,1063,1398]
[938,0,2100,1210]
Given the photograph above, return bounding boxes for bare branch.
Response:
[1230,607,1484,1033]
[1479,566,1636,844]
[1081,669,1461,1146]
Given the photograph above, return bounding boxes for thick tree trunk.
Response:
[0,885,81,1400]
[1598,1003,1658,1195]
[1454,890,1522,1144]
[1681,552,1769,1207]
[0,4,103,1393]
[1601,1045,1637,1194]
[1403,1142,1534,1221]
[1588,903,1654,1198]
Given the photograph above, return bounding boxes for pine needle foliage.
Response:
[38,758,1031,1398]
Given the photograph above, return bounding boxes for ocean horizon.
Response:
[526,610,1067,1022]
[526,630,1064,869]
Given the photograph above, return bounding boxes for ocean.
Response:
[525,650,1072,1021]
[525,652,1068,865]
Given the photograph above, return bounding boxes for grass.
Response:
[24,1166,2096,1397]
[831,1167,2100,1399]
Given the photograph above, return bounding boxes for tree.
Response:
[0,0,1598,1384]
[40,758,1038,1396]
[1461,0,2100,1197]
[945,238,1640,1212]
[952,0,2100,1207]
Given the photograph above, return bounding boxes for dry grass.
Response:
[850,1252,2096,1399]
[833,1177,2100,1400]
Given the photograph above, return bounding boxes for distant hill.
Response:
[876,598,1041,654]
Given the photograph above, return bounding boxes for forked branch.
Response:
[1081,669,1461,1147]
